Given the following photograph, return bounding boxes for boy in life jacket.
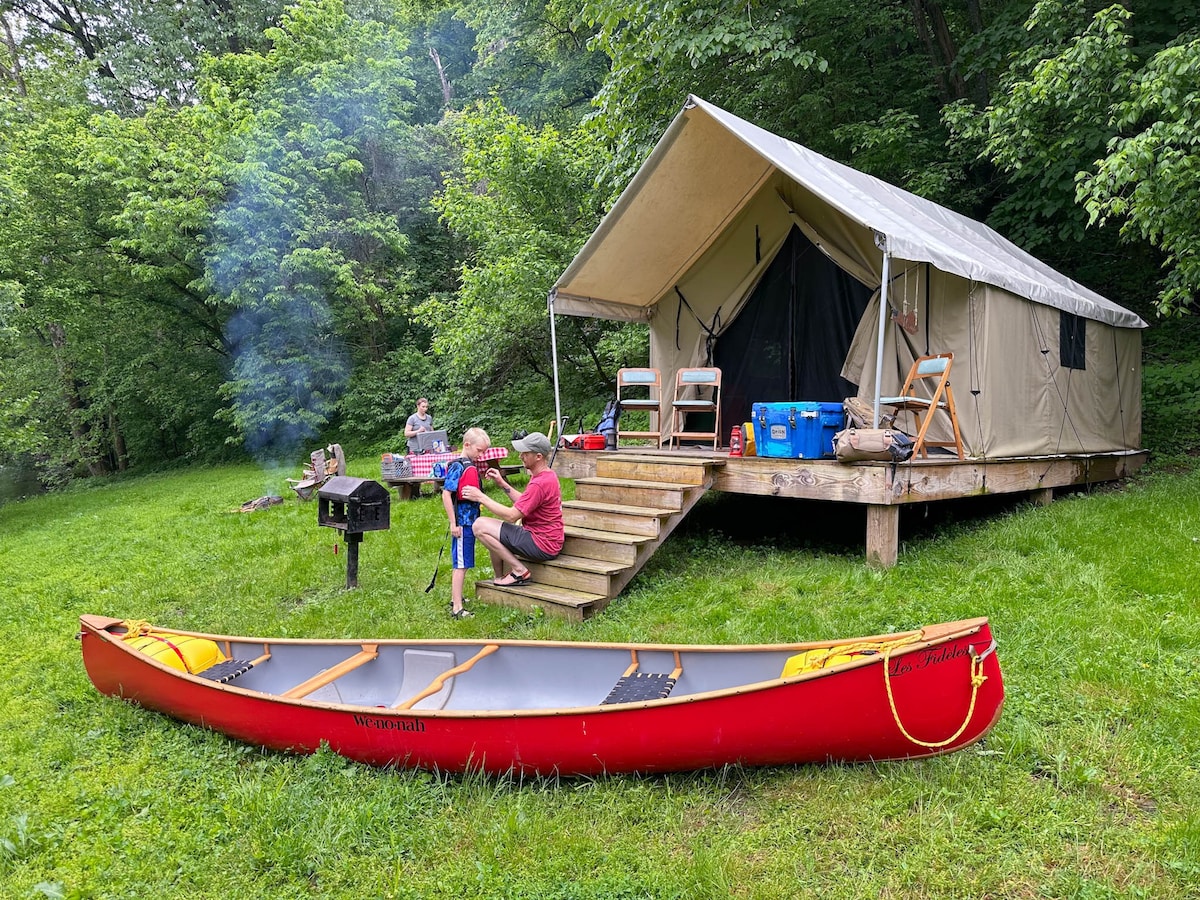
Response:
[442,427,491,618]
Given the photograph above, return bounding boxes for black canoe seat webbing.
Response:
[601,649,683,704]
[200,659,259,683]
[601,672,678,705]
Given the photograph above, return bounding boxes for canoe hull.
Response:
[80,617,1004,776]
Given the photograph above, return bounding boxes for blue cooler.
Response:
[752,402,844,459]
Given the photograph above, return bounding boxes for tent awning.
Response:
[552,96,1145,330]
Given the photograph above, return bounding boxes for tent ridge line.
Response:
[689,96,1145,329]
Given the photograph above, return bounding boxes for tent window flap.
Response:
[1060,312,1087,371]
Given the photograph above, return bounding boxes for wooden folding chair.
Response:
[616,367,663,445]
[881,353,965,459]
[669,367,722,450]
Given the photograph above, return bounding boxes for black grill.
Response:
[317,477,391,588]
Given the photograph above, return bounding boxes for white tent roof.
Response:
[552,96,1145,329]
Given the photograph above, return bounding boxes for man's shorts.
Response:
[499,522,555,562]
[451,528,476,569]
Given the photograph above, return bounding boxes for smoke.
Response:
[221,290,348,466]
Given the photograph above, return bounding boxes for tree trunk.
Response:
[1,13,28,96]
[47,322,109,477]
[909,0,967,103]
[429,46,452,108]
[964,0,989,105]
[109,406,128,472]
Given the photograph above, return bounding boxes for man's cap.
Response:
[513,432,551,456]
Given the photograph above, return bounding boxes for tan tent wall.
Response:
[649,175,1143,457]
[842,273,1142,458]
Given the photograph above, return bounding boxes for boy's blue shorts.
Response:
[451,528,475,569]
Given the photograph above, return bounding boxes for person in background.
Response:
[461,431,563,586]
[404,398,433,453]
[442,427,491,619]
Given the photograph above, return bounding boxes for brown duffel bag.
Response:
[832,428,914,463]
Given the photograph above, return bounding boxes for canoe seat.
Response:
[199,658,259,683]
[391,649,456,710]
[601,672,677,704]
[601,649,683,704]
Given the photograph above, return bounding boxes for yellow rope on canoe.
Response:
[796,633,916,672]
[120,620,154,640]
[882,639,989,749]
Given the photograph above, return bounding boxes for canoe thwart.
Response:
[395,643,499,710]
[281,644,378,699]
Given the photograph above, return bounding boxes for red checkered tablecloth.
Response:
[404,446,511,479]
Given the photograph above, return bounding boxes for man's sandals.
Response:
[493,569,532,587]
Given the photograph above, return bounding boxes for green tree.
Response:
[201,0,427,457]
[427,98,634,425]
[0,0,285,109]
[0,93,231,480]
[454,0,608,126]
[1078,29,1200,315]
[947,0,1200,314]
[581,0,998,200]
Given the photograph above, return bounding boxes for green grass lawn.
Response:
[1,458,1198,898]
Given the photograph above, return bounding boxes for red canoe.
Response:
[79,614,1004,776]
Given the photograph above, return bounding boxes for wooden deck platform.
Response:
[384,447,1145,621]
[550,447,1147,567]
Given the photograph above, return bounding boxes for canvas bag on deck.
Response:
[832,428,914,463]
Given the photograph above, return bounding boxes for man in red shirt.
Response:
[461,431,563,586]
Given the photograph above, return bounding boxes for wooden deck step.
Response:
[576,476,695,491]
[564,500,676,516]
[562,526,655,565]
[540,554,628,575]
[562,500,676,536]
[574,477,687,510]
[473,580,608,622]
[595,456,718,485]
[563,525,657,544]
[530,554,628,594]
[596,453,717,465]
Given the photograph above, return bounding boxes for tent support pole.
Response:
[548,291,562,442]
[873,248,891,428]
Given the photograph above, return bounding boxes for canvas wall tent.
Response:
[550,96,1146,459]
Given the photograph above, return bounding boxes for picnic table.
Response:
[382,447,515,500]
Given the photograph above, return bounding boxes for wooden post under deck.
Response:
[865,505,899,568]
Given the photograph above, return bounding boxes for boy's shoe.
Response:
[451,608,473,619]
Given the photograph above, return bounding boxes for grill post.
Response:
[316,476,390,589]
[345,533,363,589]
